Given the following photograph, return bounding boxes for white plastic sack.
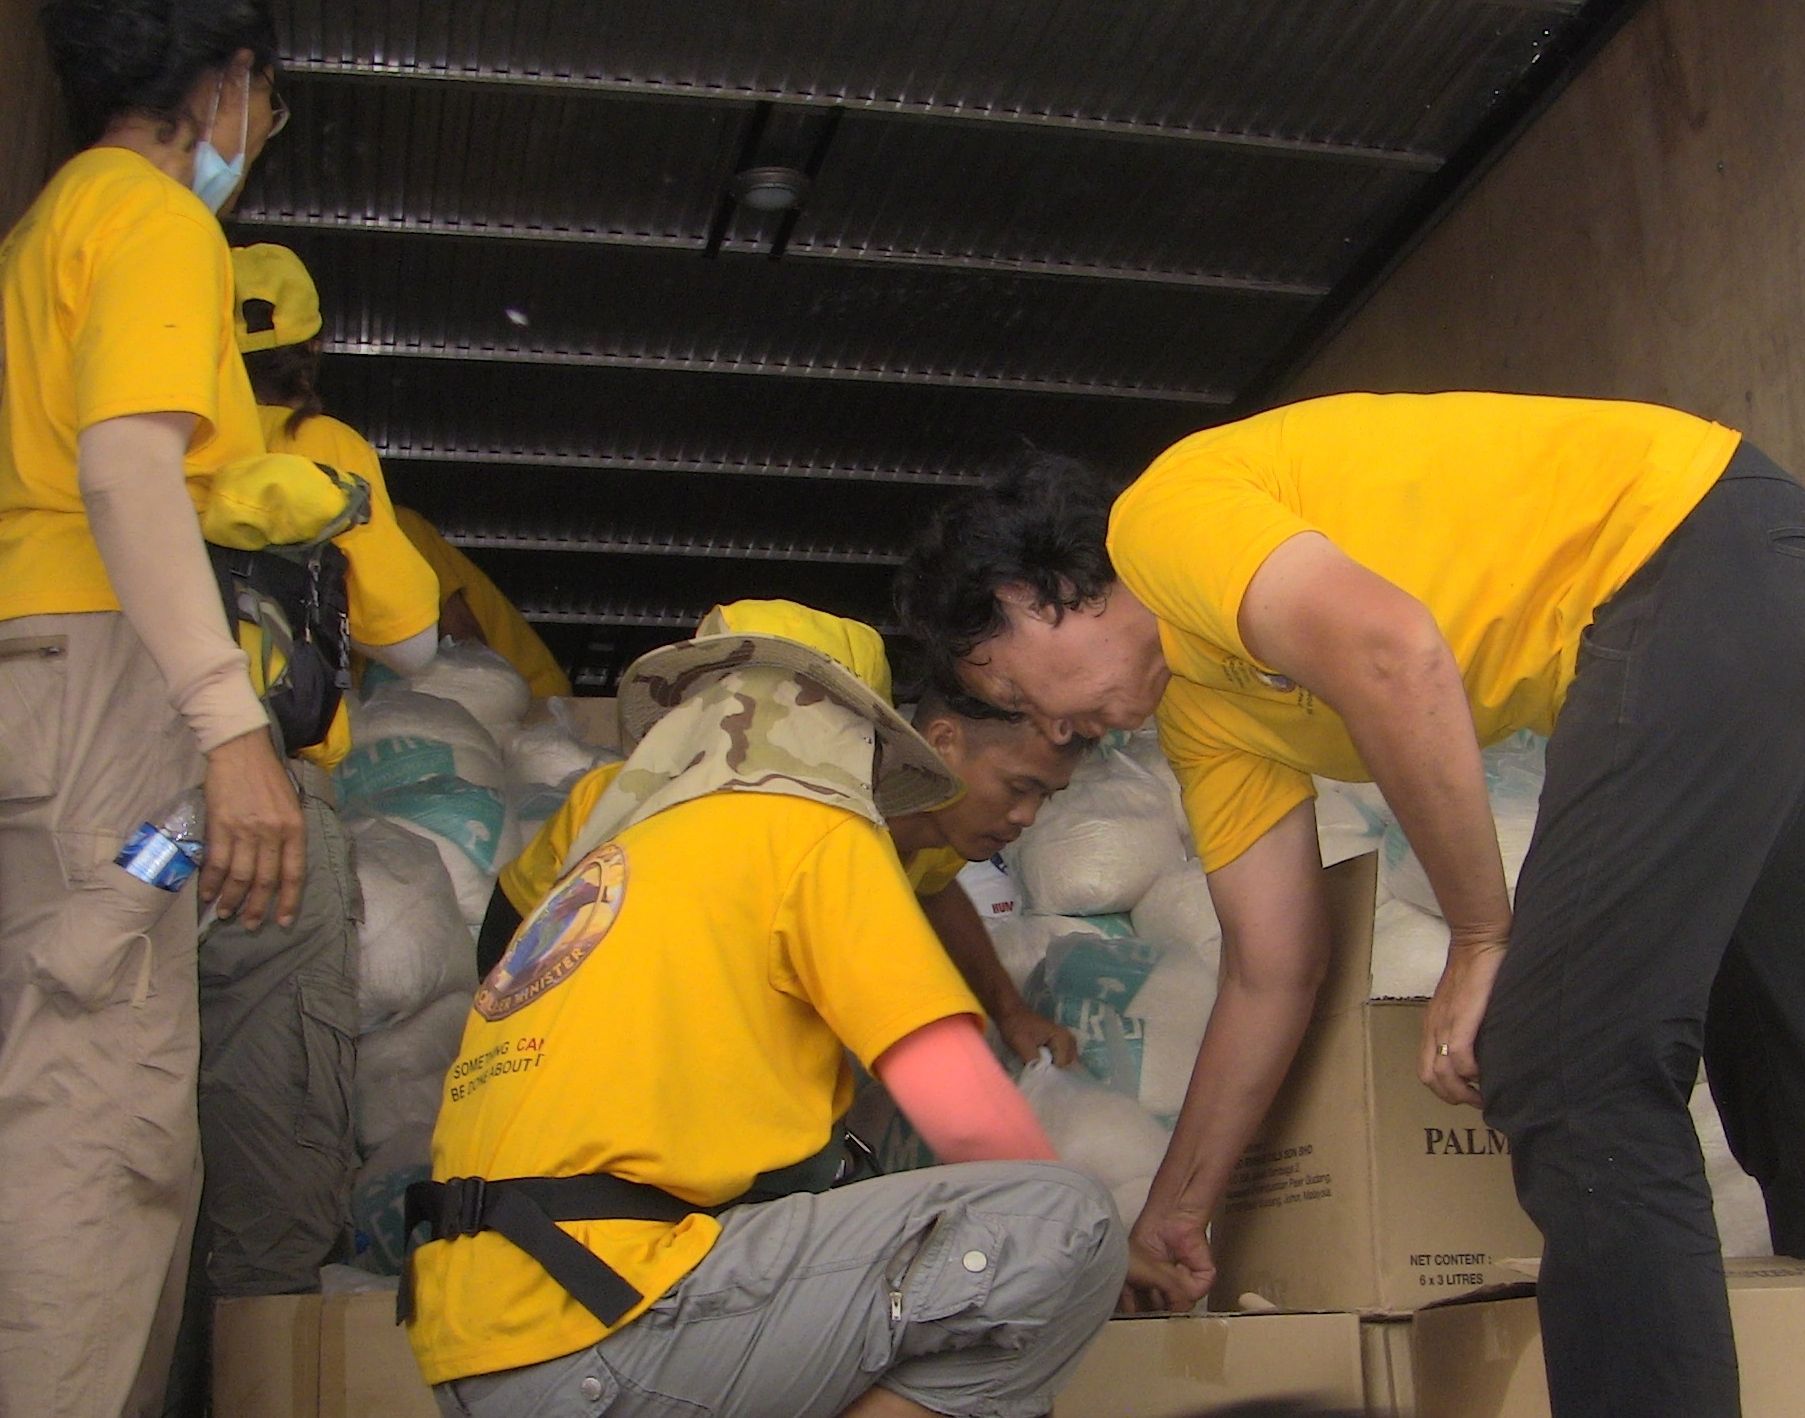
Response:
[353,990,470,1154]
[508,770,578,838]
[1380,734,1545,917]
[349,1124,434,1276]
[321,1263,399,1295]
[1129,860,1222,962]
[1008,747,1187,916]
[1018,1053,1170,1201]
[1129,950,1219,1118]
[373,785,513,936]
[1368,898,1449,1001]
[344,814,474,1033]
[340,686,506,797]
[406,640,532,736]
[985,913,1108,990]
[503,719,609,796]
[1117,727,1192,853]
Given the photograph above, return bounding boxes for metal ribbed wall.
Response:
[234,0,1633,689]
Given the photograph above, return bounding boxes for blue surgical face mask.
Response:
[190,70,250,214]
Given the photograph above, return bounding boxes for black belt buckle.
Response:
[449,1175,487,1237]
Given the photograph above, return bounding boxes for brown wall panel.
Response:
[1282,0,1805,469]
[0,0,65,234]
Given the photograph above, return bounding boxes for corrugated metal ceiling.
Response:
[234,0,1640,690]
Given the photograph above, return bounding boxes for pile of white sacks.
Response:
[333,645,617,1271]
[984,728,1771,1255]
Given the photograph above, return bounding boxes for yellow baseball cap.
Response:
[697,600,894,705]
[231,243,323,353]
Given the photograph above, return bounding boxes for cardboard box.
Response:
[525,694,621,752]
[1362,1315,1417,1417]
[213,1292,436,1418]
[1410,1258,1805,1417]
[1209,855,1543,1315]
[1059,1310,1367,1415]
[215,1295,1370,1418]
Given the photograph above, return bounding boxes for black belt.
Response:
[398,1132,876,1328]
[399,1171,703,1327]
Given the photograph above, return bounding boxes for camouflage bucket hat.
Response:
[616,632,961,818]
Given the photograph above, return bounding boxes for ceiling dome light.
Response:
[729,165,811,213]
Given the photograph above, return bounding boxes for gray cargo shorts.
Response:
[434,1160,1126,1418]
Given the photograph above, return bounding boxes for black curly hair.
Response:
[40,0,280,147]
[895,451,1124,687]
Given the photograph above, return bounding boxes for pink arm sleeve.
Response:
[873,1015,1056,1163]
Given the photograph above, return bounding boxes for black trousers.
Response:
[1479,442,1805,1418]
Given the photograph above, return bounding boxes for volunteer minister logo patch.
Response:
[476,843,629,1021]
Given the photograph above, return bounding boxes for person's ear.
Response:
[997,582,1060,627]
[918,714,962,762]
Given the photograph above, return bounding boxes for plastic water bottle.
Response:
[116,787,207,891]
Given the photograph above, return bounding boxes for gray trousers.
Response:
[433,1161,1126,1418]
[194,769,360,1294]
[164,772,361,1416]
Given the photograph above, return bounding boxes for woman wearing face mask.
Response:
[0,5,295,1415]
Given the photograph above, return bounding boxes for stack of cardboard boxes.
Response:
[1066,854,1805,1417]
[213,853,1805,1415]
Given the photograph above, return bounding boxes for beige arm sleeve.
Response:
[77,414,270,753]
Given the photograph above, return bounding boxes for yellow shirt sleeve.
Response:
[395,505,573,697]
[778,817,982,1070]
[1156,691,1315,872]
[72,200,231,436]
[497,761,624,915]
[1107,421,1319,665]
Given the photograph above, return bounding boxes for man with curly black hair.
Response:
[898,393,1805,1418]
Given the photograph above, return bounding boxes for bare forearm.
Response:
[920,884,1028,1022]
[1143,976,1318,1221]
[1236,534,1509,944]
[1332,641,1510,942]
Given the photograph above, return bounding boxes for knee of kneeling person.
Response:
[1008,1162,1128,1296]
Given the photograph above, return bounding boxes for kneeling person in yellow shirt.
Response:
[484,602,1082,1065]
[405,627,1134,1415]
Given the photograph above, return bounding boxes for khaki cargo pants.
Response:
[0,613,207,1418]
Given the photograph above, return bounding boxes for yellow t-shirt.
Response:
[394,505,573,698]
[0,148,267,617]
[409,791,981,1383]
[498,759,625,915]
[259,408,441,767]
[905,844,967,897]
[1108,392,1740,870]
